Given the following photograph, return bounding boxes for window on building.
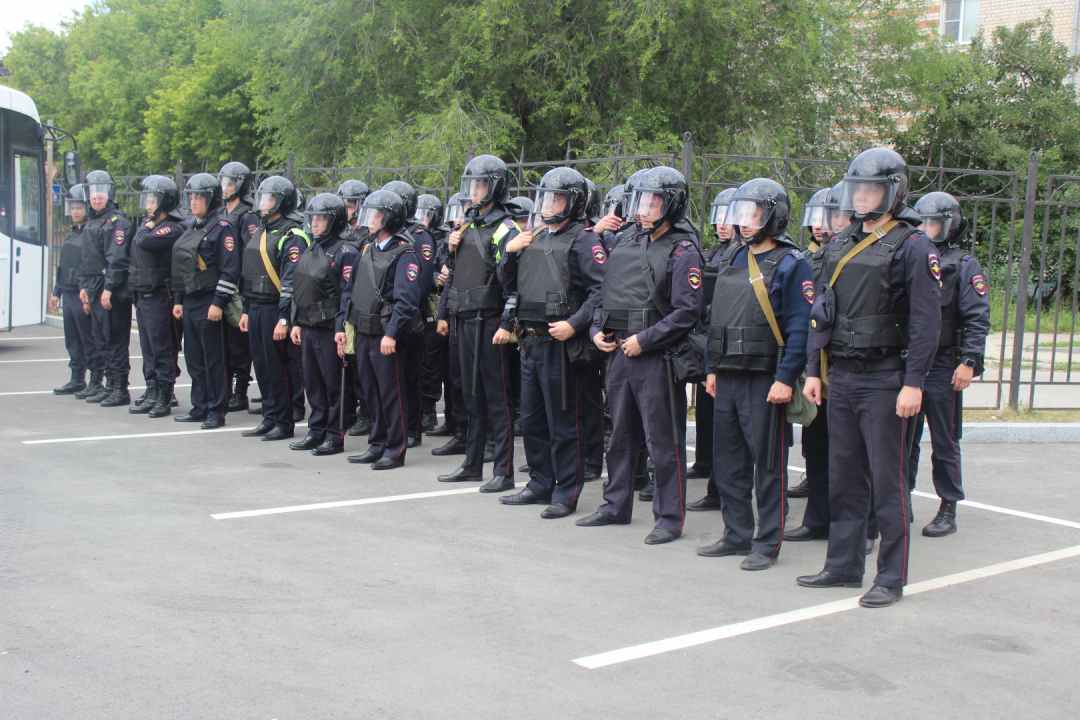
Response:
[942,0,980,43]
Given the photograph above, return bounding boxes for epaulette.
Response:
[218,220,230,227]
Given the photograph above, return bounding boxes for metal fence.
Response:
[47,142,1079,409]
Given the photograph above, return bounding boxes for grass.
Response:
[965,407,1080,422]
[990,295,1079,334]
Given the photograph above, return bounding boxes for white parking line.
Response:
[0,336,65,341]
[212,487,486,519]
[913,489,1080,530]
[22,418,304,445]
[0,354,183,364]
[3,383,192,398]
[572,543,1080,669]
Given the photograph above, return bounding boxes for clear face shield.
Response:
[187,191,211,217]
[539,191,570,223]
[633,191,665,225]
[255,191,283,218]
[918,213,956,244]
[445,202,466,225]
[828,208,853,234]
[709,203,729,226]
[307,212,332,238]
[139,191,160,216]
[358,206,387,234]
[840,179,896,217]
[65,198,87,219]
[728,199,773,238]
[88,183,112,208]
[460,177,492,206]
[602,197,623,218]
[220,176,240,200]
[802,205,827,229]
[527,211,544,231]
[413,207,436,228]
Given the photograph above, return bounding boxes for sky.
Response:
[1,0,88,54]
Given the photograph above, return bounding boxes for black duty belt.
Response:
[831,355,907,373]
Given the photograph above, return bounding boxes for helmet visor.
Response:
[828,208,853,234]
[539,191,570,221]
[446,202,466,224]
[918,212,958,244]
[413,207,436,227]
[602,197,623,218]
[802,205,827,229]
[64,198,87,217]
[358,206,386,233]
[527,211,545,231]
[839,179,897,217]
[460,177,493,206]
[632,191,666,223]
[728,199,774,233]
[88,183,112,201]
[708,203,730,225]
[139,191,160,214]
[255,191,283,216]
[220,176,240,198]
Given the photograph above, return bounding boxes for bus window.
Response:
[14,152,42,244]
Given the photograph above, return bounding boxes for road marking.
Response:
[0,354,183,364]
[572,543,1080,669]
[22,419,304,445]
[212,487,486,520]
[0,336,65,341]
[913,489,1080,530]
[2,383,192,398]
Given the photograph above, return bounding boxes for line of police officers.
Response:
[51,147,988,608]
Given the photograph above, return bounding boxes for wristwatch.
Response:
[961,357,976,368]
[278,319,288,327]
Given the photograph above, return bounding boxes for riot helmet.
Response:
[185,173,223,217]
[584,178,601,222]
[139,175,180,218]
[445,192,468,226]
[536,167,587,225]
[382,181,418,219]
[65,184,88,221]
[253,176,297,220]
[358,189,408,236]
[839,147,909,222]
[415,194,445,228]
[603,184,625,219]
[305,193,349,241]
[914,191,966,245]
[218,161,252,202]
[728,178,790,245]
[630,166,688,231]
[460,155,511,207]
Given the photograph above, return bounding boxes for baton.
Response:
[220,316,232,406]
[472,318,483,396]
[561,340,570,412]
[663,352,681,452]
[954,390,963,441]
[766,346,785,472]
[904,410,923,459]
[339,354,349,435]
[102,303,112,346]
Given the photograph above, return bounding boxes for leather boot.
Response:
[348,402,372,436]
[85,372,112,403]
[426,419,453,437]
[148,383,173,418]
[76,369,105,400]
[129,380,159,414]
[922,500,958,537]
[483,429,495,463]
[227,377,249,412]
[421,402,438,432]
[100,374,131,407]
[432,426,468,456]
[54,369,87,395]
[638,475,655,502]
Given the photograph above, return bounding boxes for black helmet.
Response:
[65,183,88,217]
[708,187,737,226]
[85,169,115,203]
[185,173,223,214]
[337,179,370,204]
[536,167,587,225]
[914,191,967,245]
[415,193,444,228]
[584,178,601,221]
[801,187,830,229]
[139,175,180,218]
[623,168,649,215]
[359,189,407,236]
[305,193,349,240]
[460,154,511,206]
[603,184,625,219]
[445,192,468,225]
[839,147,909,222]
[218,161,252,202]
[253,176,297,220]
[729,178,790,244]
[505,196,533,221]
[630,166,688,229]
[825,181,850,234]
[381,181,418,219]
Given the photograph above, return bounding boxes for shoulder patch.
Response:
[114,230,126,244]
[248,224,259,238]
[406,263,419,281]
[802,280,815,304]
[421,245,433,260]
[687,267,702,290]
[156,226,170,236]
[219,220,230,227]
[288,247,301,263]
[223,237,235,252]
[679,239,695,249]
[972,274,987,296]
[343,264,353,282]
[928,252,941,285]
[592,245,606,264]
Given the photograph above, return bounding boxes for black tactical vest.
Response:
[600,231,682,333]
[706,242,798,373]
[347,235,413,335]
[241,222,306,303]
[129,224,176,292]
[446,216,514,313]
[823,221,918,361]
[516,222,586,323]
[937,245,966,351]
[171,212,223,295]
[78,215,109,278]
[700,241,732,320]
[293,237,349,328]
[57,226,89,291]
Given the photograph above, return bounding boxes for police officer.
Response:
[77,170,135,407]
[497,167,606,518]
[341,190,423,469]
[429,193,470,452]
[171,173,242,428]
[696,179,813,569]
[436,155,520,492]
[219,162,260,412]
[383,181,436,450]
[686,187,738,509]
[415,193,448,432]
[337,179,374,437]
[584,179,602,227]
[910,192,990,537]
[797,148,941,608]
[52,184,98,396]
[238,176,311,442]
[578,166,702,544]
[128,176,185,417]
[287,194,359,455]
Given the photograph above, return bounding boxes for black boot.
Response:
[432,426,468,456]
[85,372,112,403]
[148,383,173,418]
[427,420,453,437]
[170,389,178,407]
[227,377,249,412]
[348,402,372,436]
[638,475,655,502]
[54,369,87,395]
[129,380,159,414]
[922,500,958,537]
[484,432,495,463]
[421,402,438,432]
[76,369,105,400]
[100,374,131,407]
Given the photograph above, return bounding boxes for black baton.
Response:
[663,352,681,452]
[339,353,349,435]
[766,346,785,472]
[954,390,963,441]
[561,340,570,412]
[220,316,231,406]
[472,318,483,396]
[904,410,923,459]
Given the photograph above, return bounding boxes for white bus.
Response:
[0,84,48,330]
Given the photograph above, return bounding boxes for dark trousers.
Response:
[712,371,788,556]
[445,326,467,427]
[457,315,515,477]
[600,351,687,535]
[520,340,591,508]
[908,353,965,502]
[355,333,409,461]
[403,339,423,440]
[300,325,342,443]
[694,384,715,475]
[823,367,912,588]
[61,289,97,372]
[581,363,604,475]
[90,294,132,375]
[421,328,443,405]
[799,398,880,539]
[182,293,228,421]
[227,323,252,383]
[135,293,180,384]
[248,303,294,430]
[286,340,305,414]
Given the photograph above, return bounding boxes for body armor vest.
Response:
[78,215,109,277]
[241,222,305,303]
[600,231,681,333]
[129,225,176,292]
[824,222,917,361]
[516,222,586,323]
[700,241,733,320]
[347,236,413,335]
[706,242,797,373]
[57,226,90,291]
[293,237,348,328]
[171,213,223,295]
[446,217,514,313]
